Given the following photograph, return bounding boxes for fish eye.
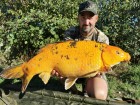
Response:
[116,51,120,54]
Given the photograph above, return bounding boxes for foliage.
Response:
[0,0,84,64]
[0,0,139,65]
[107,64,140,100]
[97,0,140,63]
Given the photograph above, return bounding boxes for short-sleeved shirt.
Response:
[63,26,109,45]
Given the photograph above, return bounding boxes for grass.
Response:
[107,64,140,100]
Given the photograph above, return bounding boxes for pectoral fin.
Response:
[39,72,50,84]
[65,78,78,90]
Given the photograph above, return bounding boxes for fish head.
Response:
[102,45,131,68]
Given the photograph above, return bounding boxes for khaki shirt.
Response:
[64,26,109,44]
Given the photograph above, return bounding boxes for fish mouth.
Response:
[125,53,131,61]
[123,58,131,63]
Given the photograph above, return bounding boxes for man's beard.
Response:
[81,25,93,34]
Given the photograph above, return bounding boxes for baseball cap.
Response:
[78,1,98,15]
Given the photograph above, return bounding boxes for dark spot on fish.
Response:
[24,67,28,72]
[102,44,106,48]
[52,45,57,51]
[61,55,64,58]
[70,41,77,48]
[25,67,28,71]
[116,51,120,55]
[55,51,58,54]
[65,55,70,59]
[95,44,98,47]
[39,58,42,61]
[38,64,40,67]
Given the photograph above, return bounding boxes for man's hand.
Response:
[51,70,63,79]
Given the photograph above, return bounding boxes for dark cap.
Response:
[78,1,98,15]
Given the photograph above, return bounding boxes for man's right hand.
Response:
[51,70,63,79]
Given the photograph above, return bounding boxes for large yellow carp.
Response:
[0,41,131,93]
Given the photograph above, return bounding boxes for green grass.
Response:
[107,64,140,100]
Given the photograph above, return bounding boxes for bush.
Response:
[98,0,140,63]
[0,0,83,63]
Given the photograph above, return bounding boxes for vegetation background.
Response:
[0,0,140,100]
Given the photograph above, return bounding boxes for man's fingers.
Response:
[55,72,59,76]
[51,70,56,75]
[51,70,64,79]
[51,70,59,76]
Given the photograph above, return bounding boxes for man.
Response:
[52,1,109,100]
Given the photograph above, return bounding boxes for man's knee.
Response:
[93,90,107,100]
[85,76,108,100]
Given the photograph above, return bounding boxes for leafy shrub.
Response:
[97,0,140,63]
[0,0,83,63]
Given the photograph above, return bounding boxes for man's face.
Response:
[78,11,98,34]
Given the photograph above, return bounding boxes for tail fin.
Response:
[0,63,26,79]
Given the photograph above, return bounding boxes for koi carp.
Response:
[0,41,131,93]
